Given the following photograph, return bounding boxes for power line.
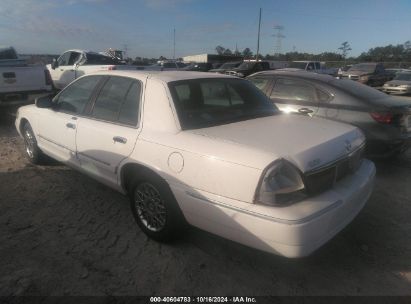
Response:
[272,25,285,55]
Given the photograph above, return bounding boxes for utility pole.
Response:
[122,44,128,59]
[256,8,262,61]
[173,28,176,60]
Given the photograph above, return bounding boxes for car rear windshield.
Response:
[330,78,388,100]
[85,53,121,65]
[0,47,18,60]
[238,62,255,69]
[168,78,278,130]
[394,73,411,81]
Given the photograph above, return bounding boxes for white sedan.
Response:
[15,71,375,258]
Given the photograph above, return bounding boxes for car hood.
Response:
[209,68,227,73]
[341,70,370,76]
[188,114,364,172]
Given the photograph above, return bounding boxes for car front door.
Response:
[37,75,103,164]
[268,77,320,116]
[52,51,81,89]
[76,76,142,187]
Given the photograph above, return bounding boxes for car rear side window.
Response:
[118,82,141,125]
[249,77,271,91]
[91,76,141,126]
[271,78,317,101]
[56,76,102,114]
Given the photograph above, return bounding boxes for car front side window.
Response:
[55,76,102,114]
[57,52,71,66]
[68,52,81,65]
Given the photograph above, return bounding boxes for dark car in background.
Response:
[340,63,392,87]
[181,62,214,72]
[247,70,411,156]
[383,72,411,95]
[208,61,242,74]
[225,61,271,78]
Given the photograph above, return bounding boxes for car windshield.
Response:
[237,62,255,69]
[331,78,388,100]
[176,62,187,68]
[168,78,279,130]
[289,62,308,69]
[219,62,240,69]
[394,73,411,81]
[86,53,121,65]
[348,64,376,72]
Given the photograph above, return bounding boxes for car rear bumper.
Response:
[172,159,375,258]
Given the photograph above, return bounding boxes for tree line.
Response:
[131,41,411,66]
[213,41,411,64]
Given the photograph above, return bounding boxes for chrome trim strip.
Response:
[38,134,74,152]
[78,152,111,166]
[306,143,365,176]
[185,191,343,225]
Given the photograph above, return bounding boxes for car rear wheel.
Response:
[129,172,185,241]
[22,122,44,164]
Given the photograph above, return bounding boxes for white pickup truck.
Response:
[284,61,338,76]
[47,49,139,90]
[0,46,52,107]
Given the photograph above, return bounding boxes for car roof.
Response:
[65,49,109,56]
[89,70,238,82]
[248,70,335,82]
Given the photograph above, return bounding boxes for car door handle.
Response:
[113,136,127,144]
[66,123,76,129]
[298,108,314,114]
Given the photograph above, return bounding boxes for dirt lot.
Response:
[0,107,411,297]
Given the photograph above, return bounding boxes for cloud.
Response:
[142,0,192,10]
[0,0,102,40]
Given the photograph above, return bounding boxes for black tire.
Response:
[22,122,44,164]
[129,172,185,242]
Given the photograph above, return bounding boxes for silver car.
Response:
[383,71,411,95]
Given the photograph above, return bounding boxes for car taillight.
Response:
[108,65,117,70]
[370,112,393,124]
[44,69,52,86]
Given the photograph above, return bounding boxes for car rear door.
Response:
[268,77,319,115]
[37,75,103,164]
[75,75,142,187]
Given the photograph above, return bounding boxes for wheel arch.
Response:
[19,117,30,134]
[120,161,167,194]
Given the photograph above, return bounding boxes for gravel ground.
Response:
[0,106,411,296]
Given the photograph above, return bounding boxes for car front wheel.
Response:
[22,122,44,164]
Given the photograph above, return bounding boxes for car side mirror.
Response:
[51,58,58,69]
[35,95,54,108]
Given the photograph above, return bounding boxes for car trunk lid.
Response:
[189,114,364,173]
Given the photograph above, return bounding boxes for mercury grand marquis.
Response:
[15,71,376,257]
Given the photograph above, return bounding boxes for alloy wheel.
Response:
[134,182,167,232]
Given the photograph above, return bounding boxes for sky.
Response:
[1,0,411,59]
